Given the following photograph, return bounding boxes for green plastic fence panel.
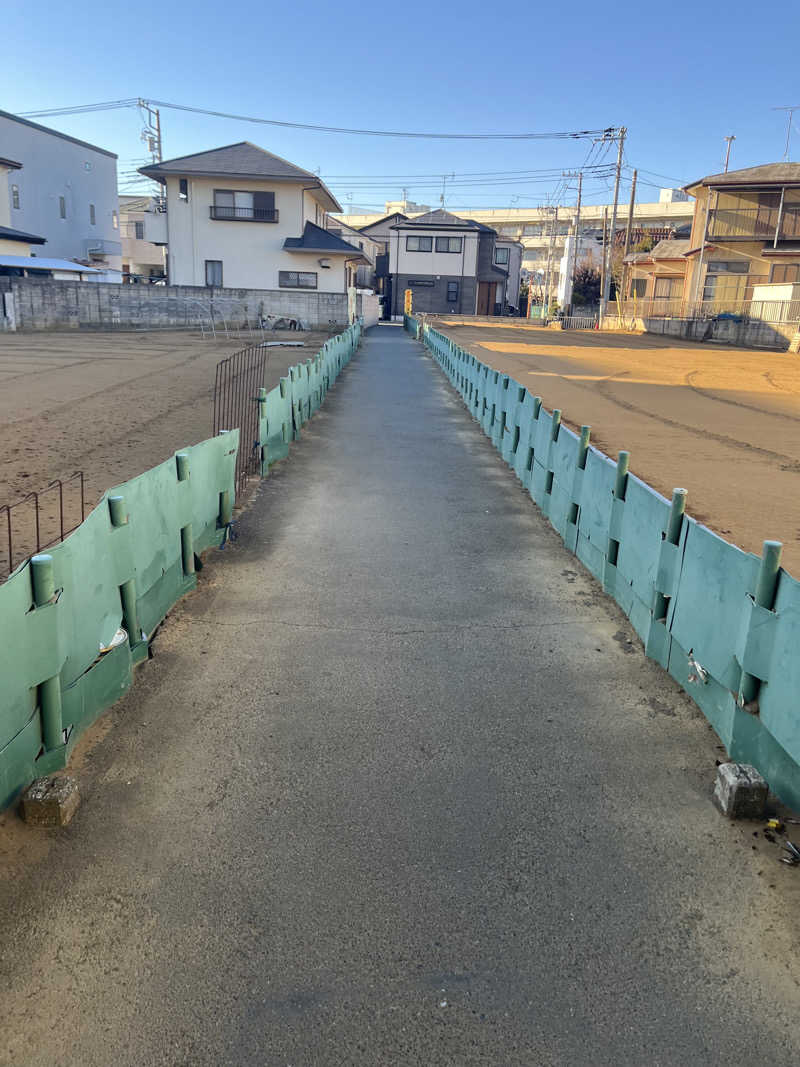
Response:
[512,392,537,489]
[0,430,238,809]
[743,570,800,807]
[575,447,617,581]
[670,521,760,694]
[500,384,526,465]
[603,474,672,644]
[547,424,581,541]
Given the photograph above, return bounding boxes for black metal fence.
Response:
[1,472,86,580]
[212,344,268,496]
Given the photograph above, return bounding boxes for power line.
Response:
[19,97,619,142]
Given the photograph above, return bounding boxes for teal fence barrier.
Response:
[0,320,362,809]
[407,314,800,810]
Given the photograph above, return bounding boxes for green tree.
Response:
[572,265,601,306]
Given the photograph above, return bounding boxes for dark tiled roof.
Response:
[686,162,800,190]
[140,142,341,210]
[392,208,496,233]
[357,212,408,232]
[0,225,46,244]
[650,239,691,259]
[283,222,367,258]
[0,157,22,169]
[141,141,314,180]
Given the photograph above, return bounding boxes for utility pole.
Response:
[600,207,608,311]
[723,135,736,172]
[138,99,163,164]
[621,169,637,307]
[543,206,558,316]
[600,127,626,321]
[561,171,582,314]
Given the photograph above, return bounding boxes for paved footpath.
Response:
[1,324,799,1066]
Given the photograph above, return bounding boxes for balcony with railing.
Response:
[209,205,279,223]
[708,204,800,241]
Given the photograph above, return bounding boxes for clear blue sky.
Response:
[4,0,799,212]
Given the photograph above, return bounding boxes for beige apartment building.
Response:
[624,163,800,319]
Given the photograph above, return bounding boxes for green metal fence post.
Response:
[120,578,140,648]
[219,489,233,527]
[31,553,55,606]
[653,488,687,621]
[108,495,127,527]
[741,539,783,706]
[614,451,630,500]
[577,425,591,469]
[31,555,63,750]
[551,409,562,441]
[181,524,195,576]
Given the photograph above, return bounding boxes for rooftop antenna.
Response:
[773,106,800,161]
[723,135,735,172]
[440,172,455,207]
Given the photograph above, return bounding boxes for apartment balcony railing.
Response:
[708,205,800,241]
[209,205,279,223]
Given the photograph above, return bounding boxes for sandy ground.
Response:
[0,328,335,572]
[433,319,800,575]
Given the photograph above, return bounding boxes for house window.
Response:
[495,246,510,265]
[447,281,459,302]
[770,263,800,284]
[706,261,748,274]
[630,278,647,298]
[653,277,681,300]
[406,235,433,251]
[135,221,145,240]
[279,271,317,289]
[179,179,189,201]
[205,260,223,287]
[435,236,463,253]
[11,184,19,209]
[89,204,96,226]
[112,210,118,229]
[703,261,748,302]
[59,196,66,219]
[212,189,276,221]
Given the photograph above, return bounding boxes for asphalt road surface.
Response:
[1,324,798,1066]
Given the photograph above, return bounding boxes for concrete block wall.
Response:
[599,313,796,351]
[356,292,381,329]
[0,278,349,331]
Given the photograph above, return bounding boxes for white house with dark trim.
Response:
[388,209,513,317]
[139,143,368,293]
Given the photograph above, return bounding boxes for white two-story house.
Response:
[139,142,367,292]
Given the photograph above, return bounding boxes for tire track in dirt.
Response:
[489,349,798,466]
[684,370,800,424]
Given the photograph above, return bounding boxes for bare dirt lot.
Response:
[0,328,335,571]
[433,319,800,575]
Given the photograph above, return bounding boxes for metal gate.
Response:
[212,344,268,496]
[1,472,86,580]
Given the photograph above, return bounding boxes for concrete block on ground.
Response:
[21,776,80,827]
[713,762,767,819]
